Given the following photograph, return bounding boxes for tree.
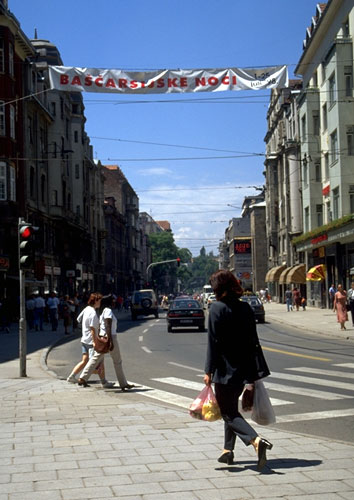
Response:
[148,232,179,294]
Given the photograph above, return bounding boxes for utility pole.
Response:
[146,258,181,282]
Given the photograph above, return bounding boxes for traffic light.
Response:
[19,222,38,269]
[176,257,181,267]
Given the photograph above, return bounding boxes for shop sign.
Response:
[311,234,328,245]
[45,266,52,274]
[234,239,252,254]
[322,185,330,196]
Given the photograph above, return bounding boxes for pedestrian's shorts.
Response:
[81,342,93,355]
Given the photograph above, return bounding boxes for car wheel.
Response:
[258,317,265,323]
[167,325,172,332]
[154,311,159,318]
[131,313,137,320]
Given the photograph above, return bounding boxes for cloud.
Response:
[137,167,176,177]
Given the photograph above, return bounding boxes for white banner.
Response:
[49,65,288,94]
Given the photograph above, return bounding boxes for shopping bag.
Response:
[189,385,222,422]
[251,379,276,426]
[241,384,254,412]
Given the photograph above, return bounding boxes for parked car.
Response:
[167,299,205,332]
[131,289,159,320]
[240,295,265,323]
[207,294,217,308]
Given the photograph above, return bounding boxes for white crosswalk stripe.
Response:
[131,364,354,425]
[152,377,293,406]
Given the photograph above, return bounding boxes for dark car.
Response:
[240,295,265,323]
[167,299,205,332]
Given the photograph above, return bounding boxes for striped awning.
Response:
[306,264,326,281]
[278,266,294,284]
[265,264,287,282]
[286,264,306,284]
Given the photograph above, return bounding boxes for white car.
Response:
[207,294,216,308]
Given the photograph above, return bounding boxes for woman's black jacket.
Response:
[204,297,270,385]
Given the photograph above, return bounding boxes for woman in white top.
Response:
[78,295,134,390]
[66,293,112,388]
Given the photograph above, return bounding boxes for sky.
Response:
[11,0,318,256]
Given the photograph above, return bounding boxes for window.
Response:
[52,190,58,206]
[303,162,308,187]
[9,166,15,201]
[332,187,339,220]
[0,101,5,135]
[349,185,354,213]
[343,17,350,37]
[75,164,80,179]
[312,111,319,136]
[76,205,80,216]
[74,130,78,143]
[324,153,329,179]
[329,73,336,105]
[72,104,79,114]
[9,105,15,139]
[29,166,35,198]
[330,130,338,163]
[327,201,331,222]
[345,67,353,97]
[28,116,33,144]
[315,160,321,182]
[41,174,46,204]
[347,127,354,155]
[60,97,64,118]
[321,62,326,83]
[9,43,14,76]
[0,162,6,200]
[301,114,306,141]
[51,102,56,116]
[316,204,323,227]
[322,103,327,130]
[65,119,69,139]
[304,206,309,232]
[0,39,4,72]
[313,71,318,87]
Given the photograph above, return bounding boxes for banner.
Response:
[49,65,288,94]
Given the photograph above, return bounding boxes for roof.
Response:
[156,220,171,231]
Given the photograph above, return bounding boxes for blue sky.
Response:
[11,0,317,256]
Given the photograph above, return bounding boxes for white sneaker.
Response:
[101,381,115,389]
[67,374,77,384]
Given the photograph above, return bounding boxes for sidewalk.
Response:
[263,301,354,340]
[1,316,354,499]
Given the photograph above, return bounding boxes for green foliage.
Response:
[292,214,354,246]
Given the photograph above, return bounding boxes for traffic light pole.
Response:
[146,258,181,282]
[18,218,27,377]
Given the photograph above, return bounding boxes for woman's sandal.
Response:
[121,384,135,391]
[78,378,89,387]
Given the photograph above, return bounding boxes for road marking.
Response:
[276,408,354,423]
[138,336,143,342]
[263,346,330,362]
[168,362,204,373]
[141,346,152,353]
[143,329,148,333]
[333,363,354,369]
[288,366,354,380]
[131,383,192,409]
[270,371,354,391]
[151,377,293,406]
[264,381,351,400]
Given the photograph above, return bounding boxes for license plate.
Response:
[180,319,193,324]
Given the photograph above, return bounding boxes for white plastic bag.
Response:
[251,379,276,425]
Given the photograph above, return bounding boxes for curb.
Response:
[39,332,79,378]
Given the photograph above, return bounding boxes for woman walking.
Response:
[78,295,134,391]
[204,269,273,471]
[66,292,112,388]
[334,284,348,330]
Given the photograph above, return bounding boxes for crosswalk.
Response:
[131,362,354,424]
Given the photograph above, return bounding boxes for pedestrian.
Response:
[329,284,336,310]
[78,294,134,391]
[204,269,272,471]
[292,287,301,311]
[71,292,80,330]
[301,297,307,311]
[285,288,293,312]
[67,292,112,387]
[334,284,348,331]
[26,294,36,330]
[47,292,60,331]
[60,295,73,335]
[348,282,354,327]
[34,293,45,331]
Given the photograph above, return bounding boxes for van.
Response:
[131,289,159,320]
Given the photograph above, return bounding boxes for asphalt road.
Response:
[47,308,354,443]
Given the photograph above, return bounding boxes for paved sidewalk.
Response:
[1,314,354,499]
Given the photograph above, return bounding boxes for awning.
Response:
[306,264,326,281]
[278,266,294,284]
[286,264,306,284]
[265,264,287,282]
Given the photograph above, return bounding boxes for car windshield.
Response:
[172,300,200,309]
[242,296,261,306]
[134,292,152,300]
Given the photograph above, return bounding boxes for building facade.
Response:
[294,0,354,307]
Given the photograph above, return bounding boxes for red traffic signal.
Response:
[18,222,38,269]
[176,258,181,267]
[19,226,33,239]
